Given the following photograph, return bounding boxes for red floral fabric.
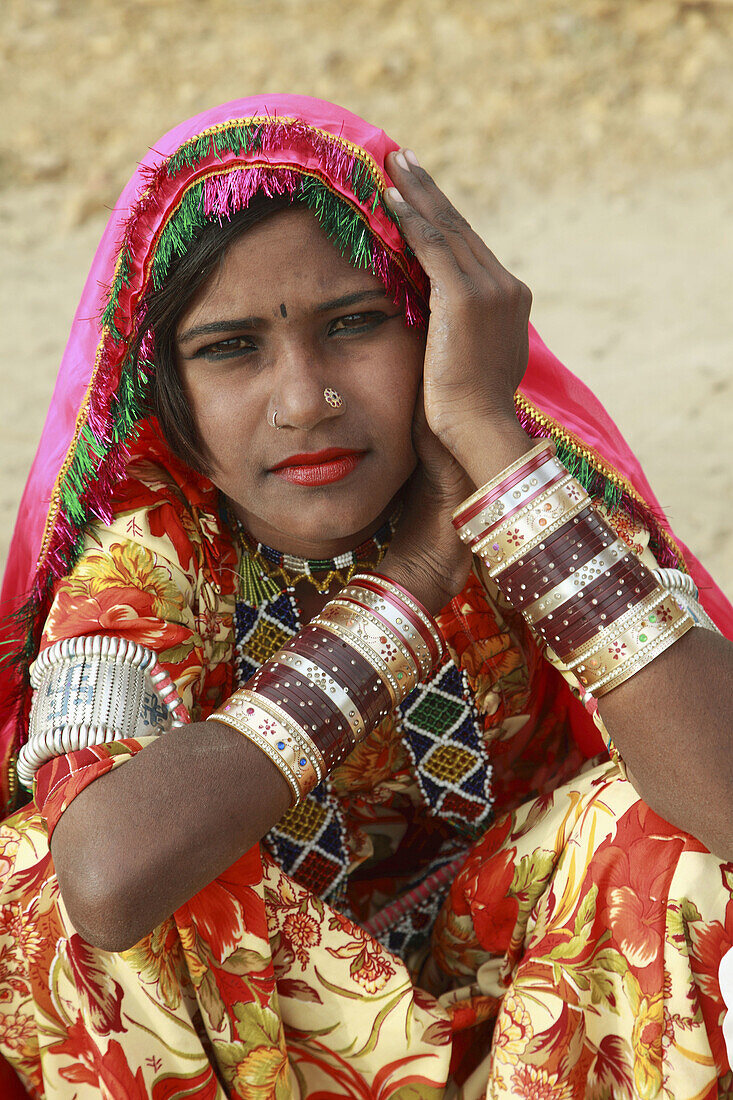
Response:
[1,448,732,1098]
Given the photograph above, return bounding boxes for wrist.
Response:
[440,412,532,488]
[378,552,460,617]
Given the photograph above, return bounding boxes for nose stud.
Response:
[324,387,344,409]
[270,388,343,428]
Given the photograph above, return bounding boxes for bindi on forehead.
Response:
[279,302,287,318]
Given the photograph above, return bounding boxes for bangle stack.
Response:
[453,440,694,703]
[18,635,187,790]
[208,573,444,803]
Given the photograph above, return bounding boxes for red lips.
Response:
[269,448,366,487]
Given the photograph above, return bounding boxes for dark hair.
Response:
[140,194,296,474]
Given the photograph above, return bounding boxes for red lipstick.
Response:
[269,448,366,487]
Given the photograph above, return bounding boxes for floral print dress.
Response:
[1,431,732,1099]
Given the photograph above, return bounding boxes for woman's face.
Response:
[175,207,426,557]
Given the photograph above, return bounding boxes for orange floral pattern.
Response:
[1,449,732,1097]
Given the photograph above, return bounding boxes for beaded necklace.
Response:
[236,509,400,600]
[231,513,493,956]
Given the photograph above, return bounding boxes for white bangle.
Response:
[17,636,185,789]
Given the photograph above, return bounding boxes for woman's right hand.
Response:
[379,386,473,615]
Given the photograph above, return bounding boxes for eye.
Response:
[194,336,256,359]
[328,311,389,335]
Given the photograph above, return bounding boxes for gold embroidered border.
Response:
[514,391,687,570]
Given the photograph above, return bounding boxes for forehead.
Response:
[180,207,386,325]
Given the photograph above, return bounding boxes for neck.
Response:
[231,493,402,560]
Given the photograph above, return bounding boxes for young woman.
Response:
[1,94,732,1098]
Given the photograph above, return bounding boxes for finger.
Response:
[387,151,480,275]
[384,183,465,287]
[386,154,533,318]
[388,150,508,276]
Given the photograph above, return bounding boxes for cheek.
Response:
[375,330,424,423]
[355,343,423,461]
[182,371,261,466]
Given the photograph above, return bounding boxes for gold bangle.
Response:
[314,603,418,705]
[592,612,695,698]
[339,582,434,677]
[475,474,581,553]
[329,592,425,677]
[209,709,308,803]
[559,588,670,670]
[355,574,445,661]
[479,494,590,578]
[236,690,327,778]
[572,594,687,690]
[455,454,569,546]
[209,689,323,799]
[214,717,303,802]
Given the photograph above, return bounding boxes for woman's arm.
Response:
[461,423,733,860]
[598,628,733,859]
[51,717,291,951]
[385,149,733,861]
[51,422,473,952]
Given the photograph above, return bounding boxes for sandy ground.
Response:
[2,0,733,601]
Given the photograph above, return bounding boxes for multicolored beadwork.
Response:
[232,566,491,905]
[236,508,400,595]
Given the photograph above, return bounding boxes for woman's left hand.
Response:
[384,149,532,475]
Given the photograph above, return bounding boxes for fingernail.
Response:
[394,151,408,171]
[404,149,419,167]
[385,186,404,204]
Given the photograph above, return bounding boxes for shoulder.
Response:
[40,427,238,658]
[106,426,237,588]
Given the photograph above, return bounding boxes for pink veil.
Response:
[2,94,731,810]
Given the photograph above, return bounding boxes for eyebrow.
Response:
[314,288,388,313]
[178,317,263,344]
[177,289,389,344]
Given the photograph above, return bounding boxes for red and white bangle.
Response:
[361,573,446,665]
[452,439,555,532]
[209,574,445,803]
[454,441,696,704]
[455,452,568,548]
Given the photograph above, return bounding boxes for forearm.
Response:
[451,421,733,857]
[600,627,733,858]
[50,572,446,952]
[51,719,291,951]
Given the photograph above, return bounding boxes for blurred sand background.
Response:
[2,0,732,600]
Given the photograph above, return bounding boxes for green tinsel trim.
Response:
[169,122,268,178]
[553,437,622,511]
[149,169,378,296]
[101,246,133,342]
[112,361,148,435]
[299,175,374,267]
[102,117,400,336]
[152,187,208,289]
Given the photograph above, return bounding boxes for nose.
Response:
[270,345,344,432]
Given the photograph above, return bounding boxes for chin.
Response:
[284,501,385,543]
[230,466,408,551]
